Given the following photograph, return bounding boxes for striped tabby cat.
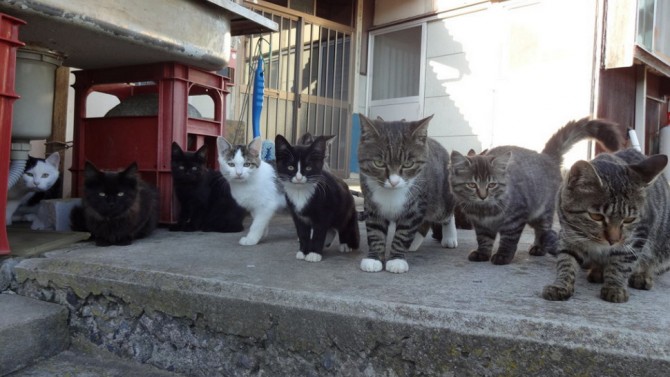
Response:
[358,114,457,274]
[543,148,670,303]
[450,117,622,265]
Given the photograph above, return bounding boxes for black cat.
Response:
[275,133,360,262]
[70,161,159,246]
[170,142,245,233]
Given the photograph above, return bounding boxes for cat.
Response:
[216,136,286,246]
[357,114,457,274]
[543,148,670,303]
[450,117,623,265]
[275,133,360,262]
[6,152,61,229]
[170,142,245,233]
[70,161,159,246]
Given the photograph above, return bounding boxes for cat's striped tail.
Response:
[541,117,624,164]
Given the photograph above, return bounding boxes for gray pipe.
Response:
[8,159,27,189]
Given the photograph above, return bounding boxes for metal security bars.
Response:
[238,4,354,177]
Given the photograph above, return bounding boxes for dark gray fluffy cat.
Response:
[450,117,623,265]
[543,148,670,303]
[358,114,457,274]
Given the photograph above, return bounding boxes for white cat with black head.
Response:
[217,136,286,246]
[6,152,61,229]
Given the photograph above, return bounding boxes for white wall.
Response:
[370,0,599,166]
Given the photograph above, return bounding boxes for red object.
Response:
[71,63,232,224]
[0,13,25,255]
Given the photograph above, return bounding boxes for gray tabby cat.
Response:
[358,114,457,274]
[543,148,670,303]
[450,117,622,265]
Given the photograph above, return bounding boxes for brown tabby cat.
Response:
[543,148,670,303]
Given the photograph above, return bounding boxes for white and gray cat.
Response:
[6,152,60,229]
[216,136,286,246]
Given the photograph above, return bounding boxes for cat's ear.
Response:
[298,132,314,145]
[195,144,208,161]
[467,149,477,157]
[312,135,334,155]
[171,141,184,157]
[275,134,291,154]
[84,161,101,180]
[122,162,139,177]
[45,152,60,167]
[248,137,262,157]
[217,136,233,156]
[450,150,470,174]
[359,114,381,138]
[629,154,668,185]
[410,115,433,144]
[566,160,602,190]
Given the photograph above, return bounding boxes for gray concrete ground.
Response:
[9,209,670,376]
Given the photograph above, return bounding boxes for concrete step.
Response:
[0,293,69,376]
[9,214,670,376]
[7,337,186,377]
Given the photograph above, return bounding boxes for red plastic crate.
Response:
[0,13,25,255]
[70,62,232,224]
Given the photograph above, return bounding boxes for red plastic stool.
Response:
[71,62,232,224]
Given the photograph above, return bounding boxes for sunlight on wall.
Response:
[426,0,598,166]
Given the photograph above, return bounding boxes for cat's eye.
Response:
[227,162,235,167]
[487,183,497,189]
[41,173,49,178]
[117,192,125,197]
[623,217,636,224]
[589,213,605,222]
[402,161,414,169]
[178,166,185,170]
[25,173,33,177]
[305,166,312,171]
[243,163,251,167]
[373,160,385,168]
[288,165,295,171]
[466,183,477,189]
[98,192,106,197]
[191,167,197,171]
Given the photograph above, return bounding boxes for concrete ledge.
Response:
[0,293,69,376]
[12,215,670,376]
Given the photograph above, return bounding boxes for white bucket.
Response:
[11,46,64,140]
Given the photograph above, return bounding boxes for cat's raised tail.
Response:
[541,117,624,164]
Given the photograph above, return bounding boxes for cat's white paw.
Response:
[305,252,322,262]
[296,251,305,260]
[442,218,458,248]
[409,233,424,251]
[441,237,458,248]
[239,236,260,246]
[360,258,383,272]
[385,259,409,273]
[339,244,353,253]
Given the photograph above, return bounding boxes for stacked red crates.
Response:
[0,13,25,255]
[71,62,232,224]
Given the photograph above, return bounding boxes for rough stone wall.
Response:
[10,276,655,377]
